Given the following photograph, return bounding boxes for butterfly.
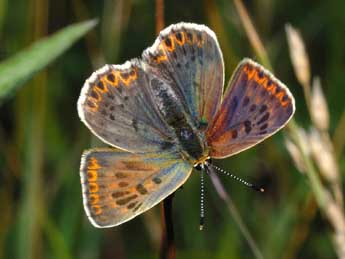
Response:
[77,22,295,228]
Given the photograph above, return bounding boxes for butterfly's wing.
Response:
[80,148,192,227]
[142,22,224,128]
[78,23,224,155]
[207,59,295,159]
[78,59,175,153]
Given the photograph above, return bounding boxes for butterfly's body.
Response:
[78,22,295,228]
[146,74,208,163]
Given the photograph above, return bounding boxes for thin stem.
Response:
[155,1,174,259]
[159,194,176,259]
[232,0,271,70]
[155,0,164,34]
[208,167,264,259]
[287,120,328,209]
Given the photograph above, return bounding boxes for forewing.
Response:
[207,59,295,158]
[142,22,224,128]
[78,59,175,153]
[80,149,192,227]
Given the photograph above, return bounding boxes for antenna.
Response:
[207,163,264,193]
[199,168,205,230]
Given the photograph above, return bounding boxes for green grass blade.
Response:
[0,19,98,101]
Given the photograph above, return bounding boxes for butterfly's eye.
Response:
[194,163,203,171]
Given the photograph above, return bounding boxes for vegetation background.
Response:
[0,0,344,258]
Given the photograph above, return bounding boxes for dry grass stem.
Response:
[285,24,311,89]
[234,1,345,257]
[155,0,164,34]
[311,77,330,131]
[284,137,306,173]
[309,128,339,184]
[285,23,345,258]
[209,169,264,259]
[232,0,271,69]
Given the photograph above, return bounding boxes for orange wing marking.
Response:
[91,205,102,215]
[244,64,292,107]
[118,69,138,87]
[163,35,175,52]
[174,31,186,46]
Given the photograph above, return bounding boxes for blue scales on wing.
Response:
[78,59,176,153]
[142,22,224,131]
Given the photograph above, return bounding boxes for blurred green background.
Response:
[0,0,345,258]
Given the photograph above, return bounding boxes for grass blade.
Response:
[0,19,98,101]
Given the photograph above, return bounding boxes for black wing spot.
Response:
[282,95,289,102]
[259,104,267,114]
[86,100,96,108]
[165,37,172,47]
[176,32,182,41]
[127,201,138,209]
[250,104,257,112]
[153,177,162,184]
[132,119,138,132]
[97,81,105,90]
[267,80,272,87]
[257,112,270,125]
[133,202,142,212]
[90,90,99,100]
[244,120,252,134]
[136,184,148,195]
[107,74,115,82]
[260,123,268,130]
[112,191,129,199]
[116,194,138,205]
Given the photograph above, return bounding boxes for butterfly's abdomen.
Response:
[150,77,205,162]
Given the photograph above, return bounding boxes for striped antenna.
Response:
[199,168,205,230]
[207,163,264,193]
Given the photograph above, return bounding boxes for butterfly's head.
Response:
[193,156,212,171]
